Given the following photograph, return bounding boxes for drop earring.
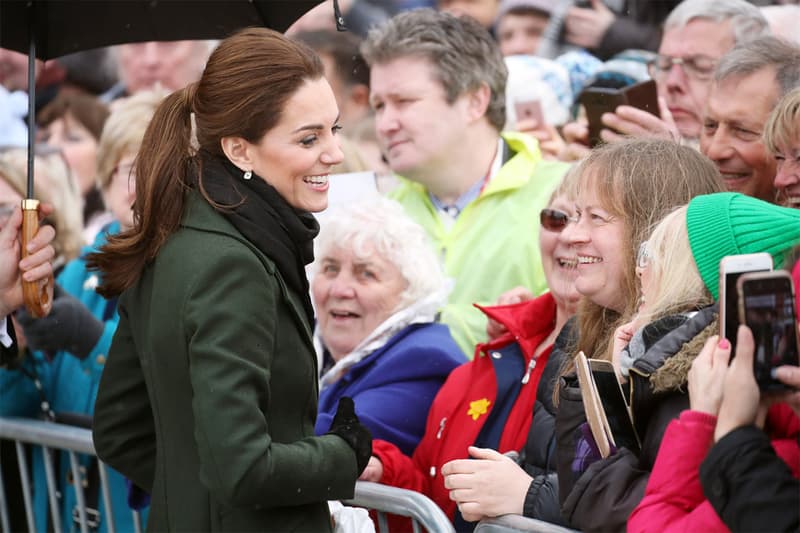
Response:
[243,170,252,180]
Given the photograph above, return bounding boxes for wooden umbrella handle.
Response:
[21,199,53,318]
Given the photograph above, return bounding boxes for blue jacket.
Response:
[0,221,143,532]
[315,323,466,456]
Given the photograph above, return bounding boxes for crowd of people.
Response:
[1,0,799,532]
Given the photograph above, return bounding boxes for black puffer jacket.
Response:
[517,321,577,525]
[555,304,718,533]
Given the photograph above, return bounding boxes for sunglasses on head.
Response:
[540,208,574,232]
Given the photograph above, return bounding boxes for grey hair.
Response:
[664,0,769,46]
[312,197,445,310]
[361,8,507,131]
[715,36,800,98]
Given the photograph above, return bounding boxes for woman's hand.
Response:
[773,365,800,418]
[486,286,534,340]
[358,456,383,482]
[515,119,567,161]
[441,446,532,522]
[688,335,731,416]
[714,326,763,442]
[598,99,680,144]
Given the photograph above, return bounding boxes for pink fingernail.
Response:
[718,339,730,349]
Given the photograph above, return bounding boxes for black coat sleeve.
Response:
[700,425,800,533]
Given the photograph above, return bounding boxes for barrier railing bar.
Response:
[42,445,63,533]
[15,440,36,532]
[0,453,10,533]
[345,481,455,533]
[68,451,89,533]
[98,462,116,533]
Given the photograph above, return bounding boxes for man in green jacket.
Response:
[362,9,569,356]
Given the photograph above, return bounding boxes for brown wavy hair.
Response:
[87,27,323,297]
[564,139,724,367]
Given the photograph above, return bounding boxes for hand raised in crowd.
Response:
[688,335,732,416]
[558,121,592,162]
[772,365,800,417]
[563,0,615,50]
[0,204,55,318]
[486,285,535,340]
[597,98,680,144]
[714,326,766,442]
[441,446,531,523]
[515,119,567,161]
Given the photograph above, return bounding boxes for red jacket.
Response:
[372,293,557,521]
[629,404,800,533]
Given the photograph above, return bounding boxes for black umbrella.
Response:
[0,0,340,316]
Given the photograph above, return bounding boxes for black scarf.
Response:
[197,156,319,326]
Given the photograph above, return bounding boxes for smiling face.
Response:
[700,68,779,202]
[561,184,627,312]
[312,244,407,361]
[243,77,343,213]
[370,56,474,182]
[539,194,580,310]
[657,19,734,139]
[773,142,800,208]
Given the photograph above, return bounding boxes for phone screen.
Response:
[590,367,641,454]
[725,270,769,354]
[741,276,799,390]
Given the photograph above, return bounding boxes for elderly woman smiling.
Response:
[312,197,466,456]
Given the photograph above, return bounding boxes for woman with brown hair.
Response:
[551,138,725,532]
[88,28,371,532]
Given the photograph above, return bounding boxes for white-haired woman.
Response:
[312,197,466,456]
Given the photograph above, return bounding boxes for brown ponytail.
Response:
[87,27,324,297]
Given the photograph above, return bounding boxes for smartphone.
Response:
[514,99,544,125]
[737,271,799,391]
[578,79,660,147]
[719,253,774,355]
[588,359,641,454]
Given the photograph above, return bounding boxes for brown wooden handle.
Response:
[21,199,53,318]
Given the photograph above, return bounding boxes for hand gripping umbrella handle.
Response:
[21,199,53,318]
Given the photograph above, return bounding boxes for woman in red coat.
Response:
[358,172,581,528]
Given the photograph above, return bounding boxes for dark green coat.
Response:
[92,190,358,532]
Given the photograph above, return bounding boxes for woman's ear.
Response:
[220,136,252,171]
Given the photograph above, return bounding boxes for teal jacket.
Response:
[390,132,569,356]
[0,221,140,532]
[92,191,358,532]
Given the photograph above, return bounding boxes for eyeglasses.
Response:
[637,241,651,269]
[540,208,578,232]
[647,54,717,81]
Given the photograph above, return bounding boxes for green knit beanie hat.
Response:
[687,192,800,299]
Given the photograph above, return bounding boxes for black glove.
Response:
[15,284,104,360]
[326,397,372,475]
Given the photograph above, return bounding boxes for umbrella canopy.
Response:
[1,0,322,60]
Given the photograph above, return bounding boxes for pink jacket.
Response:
[629,405,800,533]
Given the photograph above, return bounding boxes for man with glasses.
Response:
[569,0,768,151]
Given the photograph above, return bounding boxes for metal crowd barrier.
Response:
[0,417,455,533]
[345,481,455,533]
[0,416,143,533]
[475,515,581,533]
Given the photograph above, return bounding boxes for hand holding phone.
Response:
[737,270,800,391]
[514,99,544,126]
[719,253,774,355]
[578,79,660,147]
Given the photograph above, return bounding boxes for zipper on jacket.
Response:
[521,358,537,384]
[436,417,447,439]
